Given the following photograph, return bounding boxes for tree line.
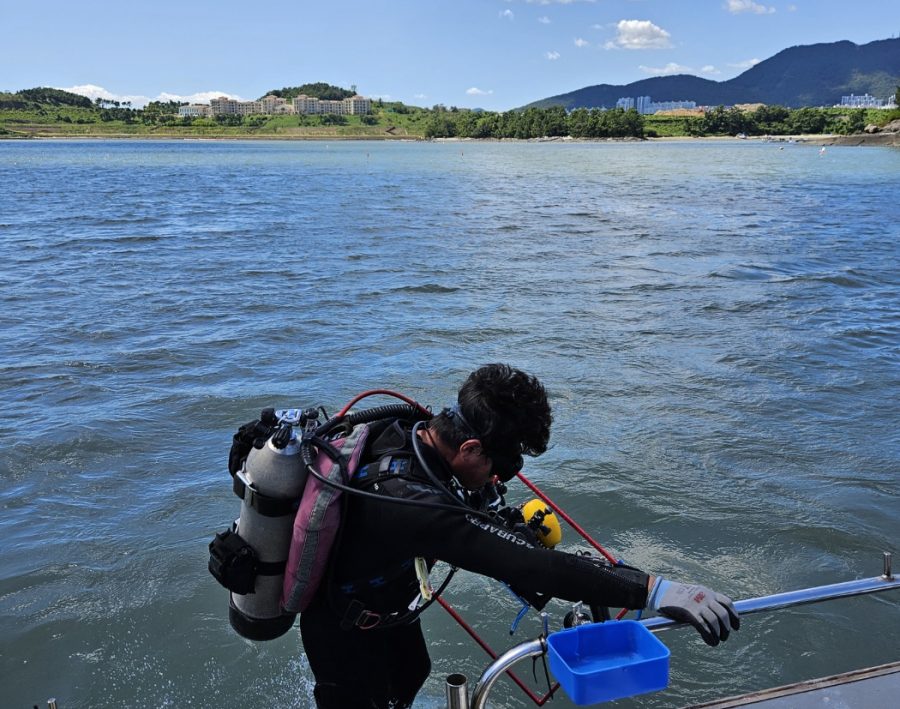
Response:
[682,104,880,136]
[424,106,645,139]
[263,83,355,101]
[421,104,889,139]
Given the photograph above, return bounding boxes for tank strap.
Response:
[256,558,287,575]
[232,470,298,518]
[208,528,287,595]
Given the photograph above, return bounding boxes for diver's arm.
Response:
[398,506,651,609]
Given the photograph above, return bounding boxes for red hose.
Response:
[336,389,431,417]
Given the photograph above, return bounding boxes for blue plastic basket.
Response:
[546,620,670,705]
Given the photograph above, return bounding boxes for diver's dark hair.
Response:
[432,363,552,463]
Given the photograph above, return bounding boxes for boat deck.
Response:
[685,661,900,708]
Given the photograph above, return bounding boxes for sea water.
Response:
[0,138,897,708]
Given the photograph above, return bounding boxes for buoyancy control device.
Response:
[209,399,431,641]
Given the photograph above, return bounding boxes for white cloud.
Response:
[523,0,596,4]
[725,0,775,14]
[787,4,797,10]
[605,20,672,50]
[639,62,693,76]
[158,90,244,104]
[728,57,761,69]
[57,84,149,106]
[700,65,721,75]
[499,9,514,20]
[538,16,551,24]
[466,87,494,96]
[574,37,590,47]
[546,51,561,60]
[56,84,244,108]
[414,93,428,100]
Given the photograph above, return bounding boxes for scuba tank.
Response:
[209,409,316,641]
[228,426,306,639]
[209,399,431,641]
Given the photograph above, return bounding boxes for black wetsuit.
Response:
[300,418,651,708]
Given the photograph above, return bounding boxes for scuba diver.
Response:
[296,363,740,708]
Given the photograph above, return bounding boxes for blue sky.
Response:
[2,1,896,110]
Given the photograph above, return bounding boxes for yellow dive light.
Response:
[520,498,562,548]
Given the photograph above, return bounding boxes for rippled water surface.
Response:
[1,139,898,708]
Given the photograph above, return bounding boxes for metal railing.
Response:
[448,552,898,709]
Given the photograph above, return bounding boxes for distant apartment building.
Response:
[203,93,371,117]
[210,97,262,115]
[345,95,371,115]
[647,99,697,114]
[259,94,293,114]
[838,93,891,108]
[616,96,697,115]
[292,94,371,115]
[178,104,211,117]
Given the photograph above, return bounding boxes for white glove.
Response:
[648,578,740,646]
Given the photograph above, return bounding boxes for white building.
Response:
[178,104,211,117]
[838,93,889,108]
[344,95,371,115]
[616,95,698,114]
[259,95,294,114]
[292,94,371,115]
[210,97,241,115]
[206,92,372,117]
[648,100,697,113]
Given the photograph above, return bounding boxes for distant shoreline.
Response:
[7,132,898,147]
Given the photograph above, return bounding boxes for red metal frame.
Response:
[438,471,629,704]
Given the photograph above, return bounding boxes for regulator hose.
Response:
[298,402,498,520]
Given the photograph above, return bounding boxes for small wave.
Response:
[390,283,460,294]
[814,274,870,288]
[708,265,775,281]
[56,233,164,249]
[627,282,685,292]
[835,328,897,347]
[93,216,159,226]
[701,300,772,313]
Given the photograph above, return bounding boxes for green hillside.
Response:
[259,83,355,101]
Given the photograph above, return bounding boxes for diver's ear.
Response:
[459,439,483,456]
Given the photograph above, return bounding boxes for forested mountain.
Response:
[526,38,900,110]
[260,83,355,101]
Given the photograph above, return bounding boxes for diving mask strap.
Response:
[447,404,481,440]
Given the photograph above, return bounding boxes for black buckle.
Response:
[356,610,382,630]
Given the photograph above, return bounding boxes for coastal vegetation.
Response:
[1,85,897,141]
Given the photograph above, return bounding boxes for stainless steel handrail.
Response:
[469,638,546,709]
[640,573,900,632]
[457,554,898,709]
